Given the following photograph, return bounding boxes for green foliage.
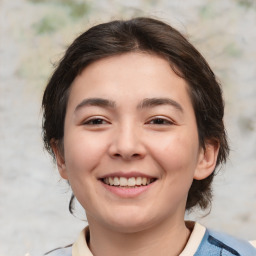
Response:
[69,2,90,19]
[224,43,242,57]
[237,0,254,8]
[28,0,91,20]
[199,5,214,19]
[33,15,63,34]
[27,0,45,2]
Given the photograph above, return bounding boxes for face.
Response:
[54,52,215,233]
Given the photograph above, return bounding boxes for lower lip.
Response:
[101,181,156,198]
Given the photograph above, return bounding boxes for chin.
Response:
[105,211,155,234]
[109,221,150,234]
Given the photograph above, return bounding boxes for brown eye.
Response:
[149,118,173,125]
[84,118,107,125]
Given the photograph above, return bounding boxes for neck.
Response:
[87,216,191,256]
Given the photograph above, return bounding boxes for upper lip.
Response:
[98,171,157,179]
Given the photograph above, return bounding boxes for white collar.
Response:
[72,221,206,256]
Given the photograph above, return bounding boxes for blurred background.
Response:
[0,0,256,255]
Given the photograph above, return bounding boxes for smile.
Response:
[102,176,156,187]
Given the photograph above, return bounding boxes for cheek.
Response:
[150,131,199,176]
[62,130,109,209]
[63,129,108,177]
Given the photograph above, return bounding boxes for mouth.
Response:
[100,176,157,188]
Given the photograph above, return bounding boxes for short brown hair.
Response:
[42,17,229,212]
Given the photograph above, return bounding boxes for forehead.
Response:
[76,52,182,86]
[67,52,193,111]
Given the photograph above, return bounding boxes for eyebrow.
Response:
[75,97,183,113]
[75,98,116,112]
[138,98,183,112]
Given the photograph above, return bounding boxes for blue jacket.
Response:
[45,228,256,256]
[195,229,256,256]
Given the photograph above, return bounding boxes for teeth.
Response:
[136,177,142,185]
[109,177,114,186]
[120,177,127,186]
[103,177,154,187]
[114,177,120,186]
[128,177,136,186]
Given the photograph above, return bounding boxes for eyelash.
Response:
[83,117,173,126]
[147,117,174,125]
[83,118,108,125]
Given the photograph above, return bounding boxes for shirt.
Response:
[45,222,256,256]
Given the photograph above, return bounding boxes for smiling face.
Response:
[53,52,217,233]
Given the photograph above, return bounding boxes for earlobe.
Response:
[51,139,68,180]
[194,140,220,180]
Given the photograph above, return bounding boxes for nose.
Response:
[108,123,146,161]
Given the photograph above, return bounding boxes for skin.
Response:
[53,52,219,256]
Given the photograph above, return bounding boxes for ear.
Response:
[194,140,220,180]
[51,139,68,180]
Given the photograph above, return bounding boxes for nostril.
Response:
[112,152,141,160]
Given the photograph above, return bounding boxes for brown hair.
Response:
[42,17,229,212]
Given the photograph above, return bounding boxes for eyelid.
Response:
[83,116,110,125]
[146,116,175,125]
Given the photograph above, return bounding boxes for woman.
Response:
[42,17,256,256]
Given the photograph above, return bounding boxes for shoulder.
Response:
[44,245,72,256]
[195,228,256,256]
